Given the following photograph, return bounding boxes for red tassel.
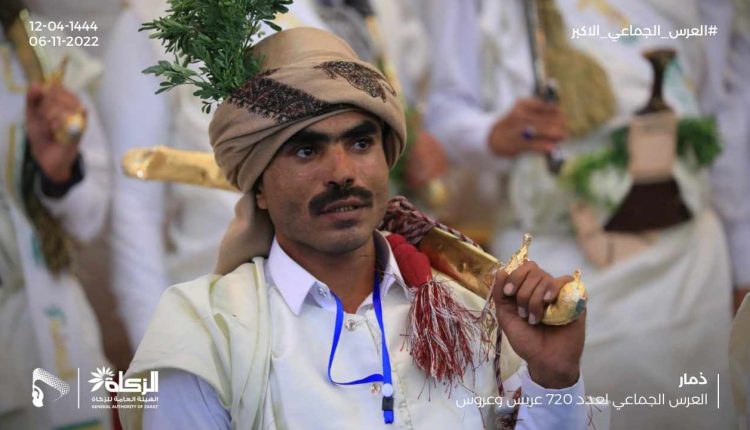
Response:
[396,250,432,287]
[386,233,480,387]
[385,233,407,248]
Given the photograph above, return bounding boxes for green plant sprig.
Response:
[140,0,292,113]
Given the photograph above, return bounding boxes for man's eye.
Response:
[295,146,315,158]
[352,138,373,150]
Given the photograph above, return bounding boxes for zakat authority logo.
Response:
[32,368,70,407]
[88,366,159,409]
[88,367,115,392]
[88,366,158,395]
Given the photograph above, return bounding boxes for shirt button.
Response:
[382,383,394,397]
[345,319,357,331]
[317,285,329,298]
[370,383,381,394]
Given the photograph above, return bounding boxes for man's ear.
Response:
[255,180,267,209]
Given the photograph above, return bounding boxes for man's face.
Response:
[256,111,390,256]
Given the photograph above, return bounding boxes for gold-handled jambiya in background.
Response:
[122,147,587,325]
[1,4,86,145]
[46,57,86,146]
[121,146,236,191]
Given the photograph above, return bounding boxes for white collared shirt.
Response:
[143,234,587,429]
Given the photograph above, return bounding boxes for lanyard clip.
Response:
[382,395,394,424]
[382,395,394,412]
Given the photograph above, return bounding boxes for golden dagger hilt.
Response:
[53,111,85,145]
[46,57,87,145]
[121,146,236,191]
[499,233,532,274]
[7,8,85,146]
[418,229,587,326]
[499,233,587,325]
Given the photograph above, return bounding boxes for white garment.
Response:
[142,236,587,429]
[700,2,750,286]
[0,28,111,429]
[423,1,739,428]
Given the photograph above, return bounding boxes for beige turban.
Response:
[209,27,406,274]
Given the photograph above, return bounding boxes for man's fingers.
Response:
[42,106,70,133]
[26,83,45,106]
[36,83,83,117]
[493,260,562,325]
[546,275,574,303]
[515,269,544,317]
[39,97,85,135]
[493,268,510,297]
[50,87,81,111]
[506,261,539,295]
[528,142,559,153]
[527,276,552,325]
[517,97,557,114]
[519,115,568,141]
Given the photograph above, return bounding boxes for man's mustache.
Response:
[309,186,374,215]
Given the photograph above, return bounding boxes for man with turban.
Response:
[119,27,588,430]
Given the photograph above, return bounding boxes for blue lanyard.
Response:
[327,274,394,424]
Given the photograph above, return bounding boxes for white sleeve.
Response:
[421,0,510,171]
[38,91,110,244]
[142,369,230,430]
[702,1,750,286]
[504,366,588,430]
[97,8,171,348]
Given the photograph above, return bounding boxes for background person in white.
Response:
[0,17,112,430]
[423,0,744,428]
[706,0,750,312]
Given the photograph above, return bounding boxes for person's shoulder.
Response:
[128,258,271,377]
[206,258,271,325]
[169,259,265,289]
[164,259,267,313]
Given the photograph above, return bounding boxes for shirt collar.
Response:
[266,232,406,316]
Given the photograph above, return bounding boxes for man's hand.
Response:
[25,82,86,183]
[404,130,449,190]
[488,98,568,157]
[492,260,585,389]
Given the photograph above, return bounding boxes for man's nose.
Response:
[324,144,356,189]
